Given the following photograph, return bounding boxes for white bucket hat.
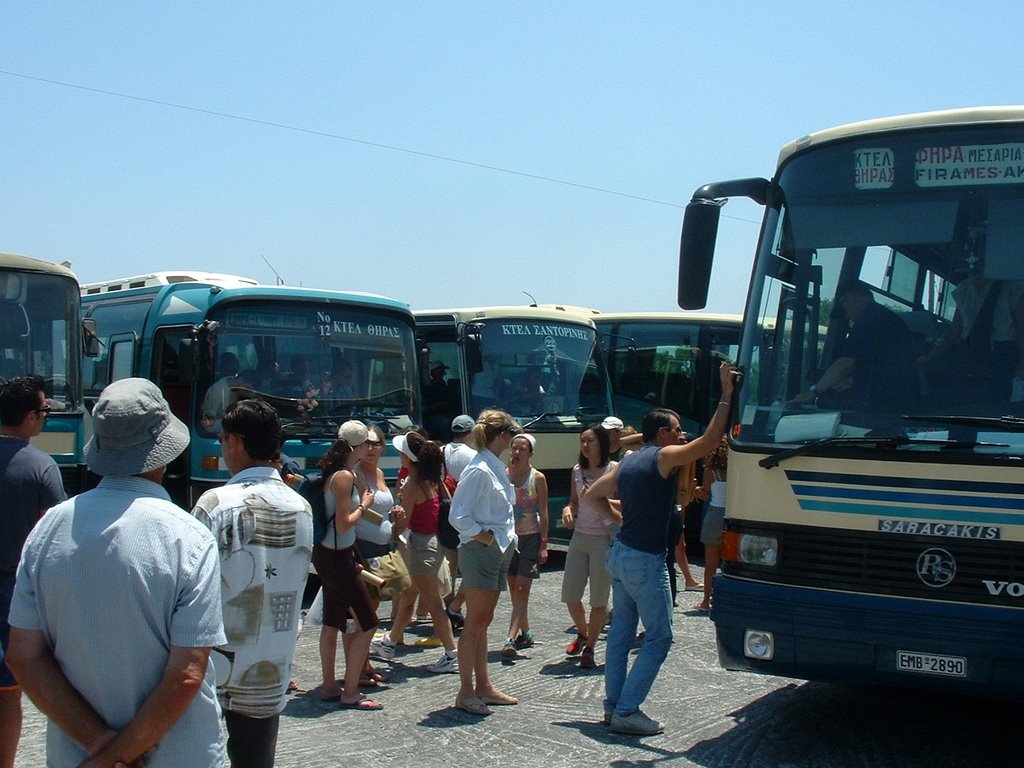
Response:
[85,378,190,477]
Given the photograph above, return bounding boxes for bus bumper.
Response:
[711,574,1024,698]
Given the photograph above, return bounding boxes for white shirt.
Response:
[448,448,517,552]
[443,440,477,481]
[192,466,313,718]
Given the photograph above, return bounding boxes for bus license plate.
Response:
[896,650,966,678]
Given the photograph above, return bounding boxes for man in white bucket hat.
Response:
[7,378,227,767]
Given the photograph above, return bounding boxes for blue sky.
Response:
[2,3,1020,315]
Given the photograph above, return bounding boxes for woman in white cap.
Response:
[313,420,383,710]
[501,432,548,658]
[370,430,458,674]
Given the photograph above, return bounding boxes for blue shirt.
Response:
[10,477,226,767]
[840,301,918,411]
[615,444,677,555]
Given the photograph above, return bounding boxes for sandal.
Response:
[338,695,383,711]
[454,695,492,716]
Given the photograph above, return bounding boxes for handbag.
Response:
[357,544,411,601]
[437,468,461,550]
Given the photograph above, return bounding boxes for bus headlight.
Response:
[744,630,775,660]
[722,531,778,566]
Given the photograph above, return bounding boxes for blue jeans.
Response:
[603,539,673,716]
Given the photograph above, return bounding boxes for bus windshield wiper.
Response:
[758,435,989,469]
[904,414,1024,431]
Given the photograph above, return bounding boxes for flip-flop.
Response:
[339,696,383,711]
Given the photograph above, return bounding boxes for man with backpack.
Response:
[440,414,478,629]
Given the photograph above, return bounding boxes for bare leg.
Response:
[340,627,377,705]
[388,585,418,645]
[457,587,497,700]
[700,545,721,608]
[566,601,588,638]
[675,532,701,587]
[585,606,607,650]
[0,689,22,768]
[318,626,341,699]
[411,573,456,652]
[506,575,533,641]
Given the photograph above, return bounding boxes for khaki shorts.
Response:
[408,531,443,577]
[459,539,513,591]
[560,531,611,608]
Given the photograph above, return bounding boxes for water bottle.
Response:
[767,399,784,440]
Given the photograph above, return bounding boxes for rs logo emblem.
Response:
[916,548,956,588]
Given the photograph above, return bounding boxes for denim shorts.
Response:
[700,504,726,546]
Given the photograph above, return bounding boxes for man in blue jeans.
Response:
[587,363,737,735]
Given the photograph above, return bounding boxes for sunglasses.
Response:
[33,403,52,414]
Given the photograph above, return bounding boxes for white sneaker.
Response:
[370,635,396,661]
[426,651,458,673]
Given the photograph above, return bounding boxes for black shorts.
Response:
[312,545,380,633]
[509,532,541,580]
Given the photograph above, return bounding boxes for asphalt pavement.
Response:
[14,551,1021,767]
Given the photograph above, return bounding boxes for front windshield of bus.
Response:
[467,318,611,427]
[199,302,418,438]
[738,124,1024,455]
[0,269,79,407]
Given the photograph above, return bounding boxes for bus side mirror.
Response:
[678,199,724,310]
[177,337,197,383]
[82,319,100,357]
[464,326,484,374]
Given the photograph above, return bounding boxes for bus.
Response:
[678,107,1024,697]
[595,312,742,435]
[596,312,742,548]
[0,252,96,494]
[81,272,420,506]
[414,305,615,544]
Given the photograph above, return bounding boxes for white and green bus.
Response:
[595,312,742,435]
[414,305,614,545]
[0,252,96,494]
[680,107,1024,697]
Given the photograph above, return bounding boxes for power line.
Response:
[0,68,760,222]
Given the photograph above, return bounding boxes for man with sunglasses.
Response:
[0,375,65,768]
[587,363,738,736]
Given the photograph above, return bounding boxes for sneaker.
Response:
[501,639,517,659]
[602,710,613,726]
[514,630,534,650]
[415,635,444,648]
[579,646,596,669]
[426,651,459,674]
[566,634,587,656]
[370,635,396,661]
[610,710,664,735]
